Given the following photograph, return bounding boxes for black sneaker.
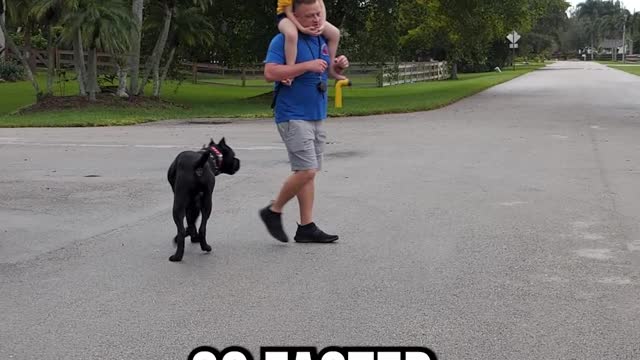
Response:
[259,204,289,242]
[294,222,339,243]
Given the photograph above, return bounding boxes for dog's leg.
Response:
[186,201,199,243]
[170,194,188,262]
[167,159,177,193]
[198,192,213,253]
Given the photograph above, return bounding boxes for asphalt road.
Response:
[1,61,639,360]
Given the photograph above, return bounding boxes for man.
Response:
[260,0,349,243]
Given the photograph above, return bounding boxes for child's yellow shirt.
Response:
[277,0,292,14]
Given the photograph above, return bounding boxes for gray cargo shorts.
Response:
[277,119,327,171]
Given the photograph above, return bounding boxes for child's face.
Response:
[295,1,322,29]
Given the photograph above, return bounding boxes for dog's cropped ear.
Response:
[219,137,226,146]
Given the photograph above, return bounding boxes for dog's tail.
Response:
[194,149,211,170]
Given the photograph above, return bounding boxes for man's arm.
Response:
[264,60,328,82]
[264,63,310,82]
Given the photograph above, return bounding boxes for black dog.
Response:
[167,138,240,262]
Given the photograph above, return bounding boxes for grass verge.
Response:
[0,63,545,127]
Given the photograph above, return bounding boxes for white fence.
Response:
[379,61,450,87]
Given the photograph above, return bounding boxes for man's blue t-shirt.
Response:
[264,33,330,123]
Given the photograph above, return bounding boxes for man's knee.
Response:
[295,169,317,182]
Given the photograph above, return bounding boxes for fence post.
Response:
[192,62,198,84]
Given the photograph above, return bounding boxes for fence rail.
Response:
[380,61,449,87]
[6,48,452,88]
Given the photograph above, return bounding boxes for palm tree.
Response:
[31,0,85,95]
[146,3,214,96]
[0,0,42,99]
[5,0,38,73]
[576,0,626,55]
[128,0,144,95]
[136,0,211,96]
[31,0,79,96]
[62,0,134,101]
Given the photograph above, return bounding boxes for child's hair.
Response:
[293,0,317,11]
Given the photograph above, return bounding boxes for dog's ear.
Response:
[208,138,216,147]
[219,137,226,146]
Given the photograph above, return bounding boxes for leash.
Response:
[271,82,282,109]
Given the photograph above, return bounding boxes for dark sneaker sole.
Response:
[294,236,339,243]
[259,208,289,243]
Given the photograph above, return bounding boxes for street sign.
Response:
[506,31,521,44]
[507,30,520,71]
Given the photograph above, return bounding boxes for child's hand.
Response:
[301,26,322,36]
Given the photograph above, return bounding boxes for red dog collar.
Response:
[210,146,223,169]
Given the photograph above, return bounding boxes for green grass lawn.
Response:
[0,63,545,127]
[608,65,640,76]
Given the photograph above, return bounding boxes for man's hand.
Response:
[306,59,328,73]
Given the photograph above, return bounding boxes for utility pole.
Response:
[512,30,516,71]
[622,14,627,63]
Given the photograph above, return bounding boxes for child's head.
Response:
[293,0,318,11]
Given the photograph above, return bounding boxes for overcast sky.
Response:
[568,0,640,13]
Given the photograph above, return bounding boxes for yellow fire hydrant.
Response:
[335,79,351,108]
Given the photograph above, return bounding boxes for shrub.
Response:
[0,61,26,82]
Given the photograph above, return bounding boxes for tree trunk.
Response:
[87,47,99,101]
[0,15,41,99]
[73,29,87,96]
[137,3,172,95]
[0,2,5,61]
[128,0,144,95]
[241,68,246,87]
[116,63,128,98]
[46,26,55,96]
[24,22,36,74]
[157,46,175,96]
[152,53,161,97]
[450,63,458,80]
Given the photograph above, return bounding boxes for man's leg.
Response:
[297,177,315,225]
[271,169,316,213]
[260,170,315,243]
[292,121,338,243]
[260,121,317,242]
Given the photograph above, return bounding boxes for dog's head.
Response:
[206,137,240,175]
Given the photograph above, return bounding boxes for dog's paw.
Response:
[169,255,182,262]
[201,244,212,252]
